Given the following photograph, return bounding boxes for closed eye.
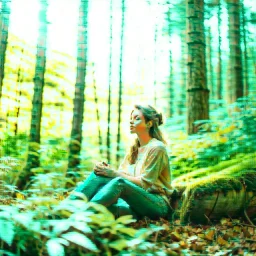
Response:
[130,115,140,121]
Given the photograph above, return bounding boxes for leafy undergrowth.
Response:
[0,197,256,256]
[130,217,256,255]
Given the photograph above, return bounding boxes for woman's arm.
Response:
[93,164,142,186]
[117,171,142,186]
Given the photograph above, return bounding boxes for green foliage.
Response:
[0,133,28,157]
[168,97,256,180]
[0,198,167,255]
[0,156,23,198]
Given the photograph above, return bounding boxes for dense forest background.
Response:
[0,0,255,173]
[0,0,256,254]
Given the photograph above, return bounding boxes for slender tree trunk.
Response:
[67,0,88,175]
[0,0,11,105]
[14,48,24,136]
[16,0,48,190]
[166,1,174,117]
[186,0,209,134]
[216,0,223,104]
[179,30,187,116]
[107,0,113,164]
[241,0,249,97]
[226,0,243,103]
[153,20,158,107]
[206,27,214,100]
[92,65,103,158]
[116,0,125,163]
[179,1,187,117]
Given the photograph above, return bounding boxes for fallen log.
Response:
[171,171,256,224]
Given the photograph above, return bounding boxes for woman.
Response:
[68,104,173,220]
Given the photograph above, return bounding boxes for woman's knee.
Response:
[111,177,126,184]
[87,171,110,181]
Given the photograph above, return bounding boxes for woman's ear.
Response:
[147,121,152,128]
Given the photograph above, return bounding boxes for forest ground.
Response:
[129,216,256,255]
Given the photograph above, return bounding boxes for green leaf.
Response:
[12,212,34,226]
[109,239,128,251]
[0,219,15,246]
[149,224,165,232]
[0,206,19,214]
[127,237,144,247]
[0,250,16,256]
[71,222,92,233]
[50,220,71,235]
[0,164,12,170]
[87,202,114,217]
[46,239,65,256]
[98,227,114,235]
[61,232,99,252]
[116,226,137,237]
[30,221,41,233]
[116,215,136,224]
[54,238,70,246]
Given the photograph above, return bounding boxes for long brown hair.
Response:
[127,104,167,164]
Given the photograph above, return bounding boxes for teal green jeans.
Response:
[68,172,171,220]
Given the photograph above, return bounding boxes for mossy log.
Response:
[171,172,256,224]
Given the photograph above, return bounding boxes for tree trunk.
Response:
[92,65,103,158]
[216,0,223,104]
[67,0,88,176]
[14,48,24,136]
[116,0,125,163]
[206,27,214,101]
[166,1,174,118]
[153,19,158,107]
[107,0,113,164]
[179,29,187,116]
[16,0,48,190]
[226,0,243,104]
[241,1,249,97]
[186,0,209,134]
[0,0,11,104]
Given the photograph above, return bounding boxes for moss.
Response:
[193,178,243,197]
[178,172,256,224]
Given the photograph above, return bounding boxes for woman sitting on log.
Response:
[68,104,174,220]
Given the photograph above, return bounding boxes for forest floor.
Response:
[1,197,256,255]
[130,217,256,255]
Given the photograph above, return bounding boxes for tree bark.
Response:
[116,0,125,163]
[206,27,214,100]
[174,172,256,224]
[17,0,48,190]
[226,0,243,104]
[68,0,88,176]
[153,18,158,107]
[92,65,103,158]
[186,0,209,134]
[14,48,24,136]
[166,0,174,118]
[0,0,11,105]
[107,0,113,164]
[216,0,223,104]
[241,0,249,97]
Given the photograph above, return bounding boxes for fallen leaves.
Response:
[130,217,256,255]
[205,229,215,241]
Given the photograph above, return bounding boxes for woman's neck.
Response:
[137,134,152,147]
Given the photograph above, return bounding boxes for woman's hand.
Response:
[93,162,118,178]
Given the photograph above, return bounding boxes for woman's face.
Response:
[130,108,148,134]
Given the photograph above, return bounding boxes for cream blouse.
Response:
[118,138,173,201]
